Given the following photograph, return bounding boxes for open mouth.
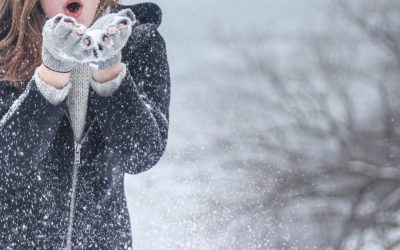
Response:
[64,1,83,17]
[67,2,81,13]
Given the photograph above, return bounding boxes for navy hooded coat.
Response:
[0,2,170,249]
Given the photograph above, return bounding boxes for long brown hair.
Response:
[0,0,118,91]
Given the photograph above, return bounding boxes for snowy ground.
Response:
[119,0,327,249]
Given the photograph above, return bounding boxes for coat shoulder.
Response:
[0,82,21,98]
[0,81,22,118]
[114,2,162,27]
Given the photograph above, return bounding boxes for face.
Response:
[39,0,101,27]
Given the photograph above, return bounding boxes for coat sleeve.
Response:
[90,24,171,175]
[0,79,68,171]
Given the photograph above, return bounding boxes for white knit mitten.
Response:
[42,14,90,73]
[85,9,136,70]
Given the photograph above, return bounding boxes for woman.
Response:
[0,0,170,249]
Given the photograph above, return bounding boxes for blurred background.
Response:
[120,0,400,249]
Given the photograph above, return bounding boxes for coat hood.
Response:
[113,2,162,27]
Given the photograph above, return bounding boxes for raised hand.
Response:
[84,9,136,70]
[41,14,92,73]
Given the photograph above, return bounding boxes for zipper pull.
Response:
[74,141,81,165]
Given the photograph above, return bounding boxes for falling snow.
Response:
[1,2,169,249]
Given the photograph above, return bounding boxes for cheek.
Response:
[40,0,62,18]
[81,0,101,25]
[85,0,101,16]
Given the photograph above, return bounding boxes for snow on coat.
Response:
[0,3,170,249]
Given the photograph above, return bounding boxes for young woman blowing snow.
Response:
[0,0,170,249]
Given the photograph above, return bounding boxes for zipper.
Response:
[64,141,81,250]
[63,108,97,250]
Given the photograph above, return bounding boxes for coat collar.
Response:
[112,2,162,27]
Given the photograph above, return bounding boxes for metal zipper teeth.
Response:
[65,141,81,250]
[63,108,97,249]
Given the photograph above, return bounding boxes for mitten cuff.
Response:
[90,63,127,97]
[90,53,122,71]
[42,48,74,73]
[34,67,72,106]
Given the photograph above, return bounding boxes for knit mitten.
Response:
[42,14,91,73]
[85,9,136,70]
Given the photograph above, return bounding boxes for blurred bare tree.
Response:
[205,0,400,249]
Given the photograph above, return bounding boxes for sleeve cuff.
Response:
[90,64,127,97]
[33,67,72,106]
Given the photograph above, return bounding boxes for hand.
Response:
[41,14,91,73]
[84,9,136,70]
